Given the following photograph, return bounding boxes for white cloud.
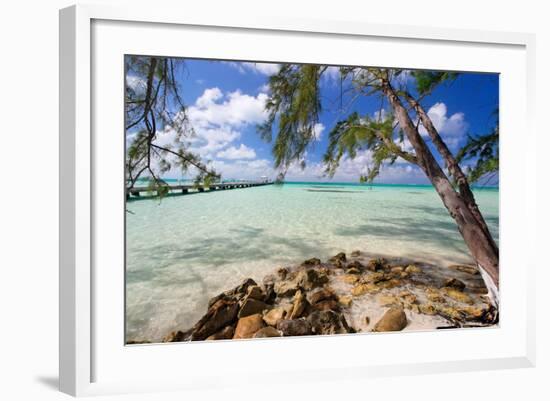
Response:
[259,83,271,93]
[145,86,270,178]
[188,88,268,128]
[280,110,424,183]
[187,127,241,156]
[195,87,223,108]
[176,87,270,159]
[225,61,280,76]
[313,123,325,141]
[398,137,414,154]
[209,158,273,180]
[139,82,431,184]
[284,149,426,184]
[217,144,257,160]
[244,62,280,75]
[331,150,373,178]
[418,102,467,150]
[420,102,467,137]
[445,113,467,136]
[125,75,146,95]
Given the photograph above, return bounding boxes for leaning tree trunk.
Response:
[403,93,497,246]
[381,80,500,305]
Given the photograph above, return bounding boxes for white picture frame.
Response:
[59,3,536,397]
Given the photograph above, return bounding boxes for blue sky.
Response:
[127,58,498,185]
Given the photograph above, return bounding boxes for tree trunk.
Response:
[381,80,499,302]
[403,93,497,248]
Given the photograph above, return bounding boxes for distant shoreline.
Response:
[131,178,500,191]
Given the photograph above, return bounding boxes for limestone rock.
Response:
[457,305,488,320]
[207,278,257,308]
[233,278,258,295]
[378,294,401,307]
[469,284,490,294]
[377,278,402,289]
[277,318,313,336]
[345,267,362,275]
[190,298,239,341]
[277,267,289,280]
[479,295,493,304]
[318,267,331,276]
[425,287,447,303]
[288,290,309,319]
[347,260,365,270]
[329,252,347,267]
[246,285,265,301]
[126,339,151,345]
[352,283,380,296]
[435,305,463,321]
[262,274,277,287]
[163,330,190,342]
[273,280,300,298]
[206,325,235,340]
[263,283,276,304]
[308,287,336,304]
[263,307,287,326]
[419,303,437,315]
[448,264,479,275]
[366,258,386,272]
[238,297,270,318]
[341,274,360,284]
[302,257,321,267]
[338,295,353,307]
[444,278,466,290]
[398,291,418,305]
[295,268,329,291]
[351,284,369,296]
[442,287,474,304]
[372,307,408,332]
[351,250,361,257]
[363,272,387,284]
[313,299,340,312]
[307,310,352,335]
[391,266,405,273]
[234,314,265,339]
[253,326,281,338]
[405,264,422,274]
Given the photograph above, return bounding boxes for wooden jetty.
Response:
[126,180,273,199]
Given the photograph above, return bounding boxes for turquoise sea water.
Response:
[125,182,499,342]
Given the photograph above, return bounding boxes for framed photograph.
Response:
[59,4,536,396]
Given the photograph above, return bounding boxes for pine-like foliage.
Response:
[258,65,322,171]
[258,67,418,182]
[125,56,219,197]
[456,114,499,184]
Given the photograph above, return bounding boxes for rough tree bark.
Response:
[381,79,500,303]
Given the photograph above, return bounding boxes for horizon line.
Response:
[143,177,499,189]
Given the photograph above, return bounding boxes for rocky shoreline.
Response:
[153,251,498,343]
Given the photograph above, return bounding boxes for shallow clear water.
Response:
[125,182,499,342]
